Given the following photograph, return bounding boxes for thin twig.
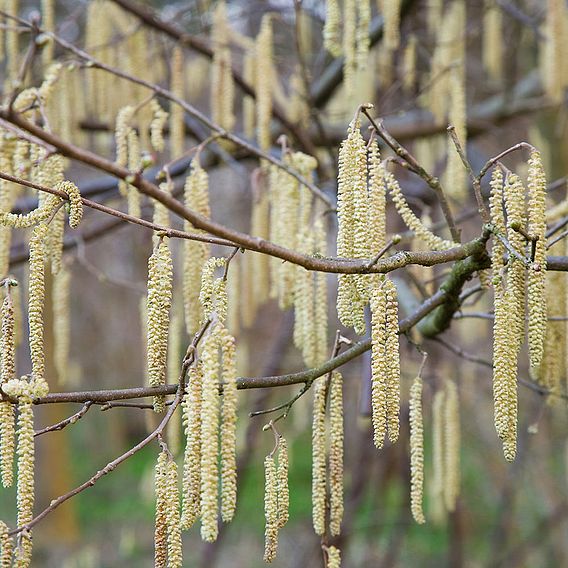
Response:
[34,402,93,437]
[447,125,490,222]
[363,109,461,243]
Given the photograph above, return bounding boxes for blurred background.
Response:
[2,0,568,566]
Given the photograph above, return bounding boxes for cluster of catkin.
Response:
[311,372,344,539]
[179,257,238,543]
[489,152,547,461]
[154,449,182,567]
[263,436,289,563]
[336,122,385,334]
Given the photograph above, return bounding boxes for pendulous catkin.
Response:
[170,46,185,158]
[181,364,203,530]
[0,521,12,568]
[276,437,289,529]
[0,194,62,229]
[527,150,548,370]
[165,458,183,567]
[311,377,327,536]
[409,376,425,524]
[323,0,342,57]
[53,266,71,385]
[443,380,460,512]
[431,389,445,522]
[146,238,173,413]
[56,180,83,228]
[329,371,344,536]
[370,279,401,447]
[199,257,227,325]
[256,16,273,152]
[336,117,369,334]
[220,325,238,523]
[150,99,168,153]
[0,290,16,488]
[28,223,49,382]
[200,328,221,542]
[154,450,168,568]
[386,171,455,251]
[263,454,278,563]
[326,546,341,568]
[182,160,211,334]
[15,400,35,567]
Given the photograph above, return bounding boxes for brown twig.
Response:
[447,125,490,222]
[34,402,93,437]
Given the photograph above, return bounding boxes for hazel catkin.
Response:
[146,238,173,413]
[329,371,344,536]
[311,377,327,536]
[409,376,425,524]
[276,437,289,529]
[263,454,278,563]
[181,364,203,530]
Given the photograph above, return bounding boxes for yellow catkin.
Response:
[336,118,369,334]
[263,455,278,563]
[52,266,71,387]
[154,450,168,568]
[431,389,445,521]
[200,328,221,542]
[384,279,400,443]
[327,546,341,568]
[384,0,401,51]
[41,0,55,66]
[220,326,238,523]
[370,284,388,448]
[250,175,271,305]
[356,1,371,71]
[182,161,210,334]
[56,180,83,229]
[329,371,344,536]
[343,0,356,98]
[527,150,548,370]
[311,377,327,536]
[541,0,567,103]
[15,400,34,567]
[126,128,142,218]
[149,99,169,153]
[446,69,467,202]
[503,174,527,351]
[0,194,62,229]
[28,223,48,382]
[386,171,454,250]
[0,401,14,488]
[6,0,19,85]
[181,364,203,530]
[166,311,182,456]
[443,380,460,512]
[199,257,227,325]
[277,437,289,529]
[323,0,342,57]
[0,285,16,489]
[482,1,503,82]
[165,458,183,567]
[146,239,173,413]
[256,16,273,152]
[115,105,135,197]
[170,46,185,158]
[368,138,386,259]
[489,167,506,277]
[0,521,13,568]
[409,376,425,524]
[402,35,417,93]
[211,1,235,133]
